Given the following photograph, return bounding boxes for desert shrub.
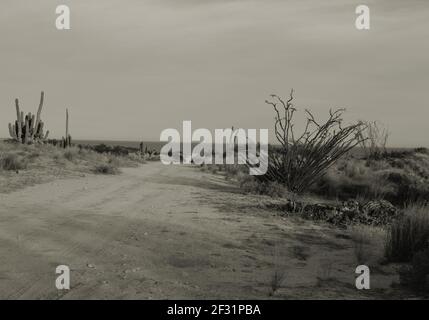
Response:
[238,175,261,193]
[208,165,219,174]
[107,156,121,167]
[351,225,386,264]
[312,166,393,201]
[224,164,244,179]
[93,163,120,175]
[385,204,429,262]
[342,160,368,178]
[351,225,373,264]
[256,91,366,193]
[201,163,248,181]
[386,149,416,159]
[144,153,160,161]
[19,145,42,160]
[376,169,429,204]
[239,174,288,198]
[414,147,429,155]
[128,152,146,164]
[269,245,286,296]
[359,121,389,160]
[90,143,130,156]
[311,151,429,206]
[399,248,429,293]
[0,153,27,171]
[64,148,79,161]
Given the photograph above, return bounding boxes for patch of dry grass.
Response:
[200,149,429,208]
[0,141,144,193]
[399,248,429,293]
[93,163,120,175]
[313,151,429,206]
[0,153,27,171]
[385,203,429,262]
[269,245,286,296]
[350,225,386,265]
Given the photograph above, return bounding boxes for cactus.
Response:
[8,91,49,144]
[139,142,144,156]
[60,135,72,149]
[66,108,69,140]
[62,108,72,148]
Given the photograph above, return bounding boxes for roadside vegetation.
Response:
[201,91,429,296]
[0,141,146,193]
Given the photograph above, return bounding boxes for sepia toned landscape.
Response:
[0,88,428,299]
[1,0,428,301]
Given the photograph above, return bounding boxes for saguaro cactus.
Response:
[62,108,72,148]
[66,108,69,140]
[8,91,49,144]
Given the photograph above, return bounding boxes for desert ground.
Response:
[0,161,408,299]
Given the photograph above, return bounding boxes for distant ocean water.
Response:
[73,140,165,152]
[72,140,248,154]
[72,140,256,155]
[72,140,419,157]
[4,138,418,156]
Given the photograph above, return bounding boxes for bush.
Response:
[311,151,429,206]
[93,164,120,175]
[224,164,244,178]
[399,248,429,293]
[351,225,374,264]
[377,169,429,204]
[359,120,389,160]
[91,144,130,156]
[385,204,429,262]
[415,147,429,155]
[0,153,27,171]
[312,164,394,201]
[64,149,78,161]
[128,152,146,164]
[239,174,289,198]
[258,91,365,193]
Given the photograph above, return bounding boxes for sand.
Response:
[0,162,405,299]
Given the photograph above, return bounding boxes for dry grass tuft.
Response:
[93,163,120,175]
[0,153,27,171]
[350,225,385,265]
[385,203,429,263]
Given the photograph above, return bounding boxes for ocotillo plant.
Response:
[8,91,49,144]
[254,90,367,193]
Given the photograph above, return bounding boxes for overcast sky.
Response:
[0,0,428,146]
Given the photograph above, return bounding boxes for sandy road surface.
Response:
[0,162,399,299]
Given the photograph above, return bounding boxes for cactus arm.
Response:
[15,99,22,143]
[66,108,69,139]
[8,123,17,140]
[24,115,29,144]
[38,121,44,139]
[34,91,44,137]
[29,113,35,138]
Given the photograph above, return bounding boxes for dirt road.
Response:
[0,162,399,299]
